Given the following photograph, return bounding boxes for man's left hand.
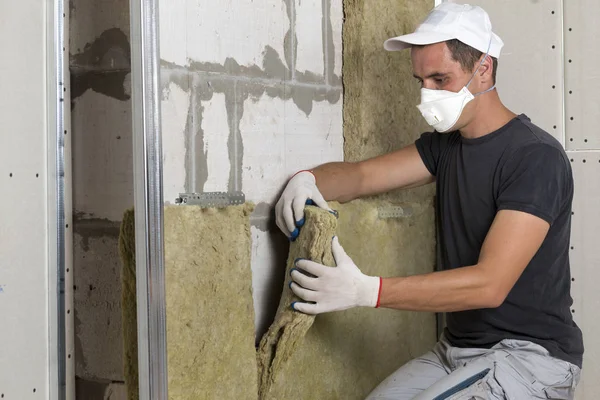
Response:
[290,236,382,314]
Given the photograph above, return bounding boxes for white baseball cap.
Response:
[384,3,504,58]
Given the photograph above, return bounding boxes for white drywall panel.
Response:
[568,151,600,400]
[564,1,600,150]
[184,0,288,67]
[72,91,133,220]
[202,93,231,192]
[0,0,49,397]
[161,82,188,203]
[461,0,565,145]
[295,0,325,76]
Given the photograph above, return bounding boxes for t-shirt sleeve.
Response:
[415,131,444,176]
[496,144,571,225]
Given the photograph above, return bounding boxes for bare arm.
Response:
[312,144,434,203]
[379,209,550,312]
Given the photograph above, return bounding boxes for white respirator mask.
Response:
[416,40,496,133]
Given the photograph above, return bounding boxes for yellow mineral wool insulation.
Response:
[257,206,337,399]
[119,204,258,400]
[118,209,139,400]
[343,0,435,203]
[258,201,436,400]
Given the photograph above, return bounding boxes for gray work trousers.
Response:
[366,335,581,400]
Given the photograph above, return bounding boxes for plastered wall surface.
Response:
[159,0,345,339]
[70,0,132,397]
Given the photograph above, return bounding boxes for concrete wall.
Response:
[159,0,345,339]
[70,0,344,397]
[70,0,131,397]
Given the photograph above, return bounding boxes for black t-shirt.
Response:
[415,114,584,368]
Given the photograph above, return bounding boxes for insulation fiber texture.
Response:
[119,205,258,400]
[343,0,434,202]
[257,206,337,398]
[119,209,138,400]
[259,201,436,400]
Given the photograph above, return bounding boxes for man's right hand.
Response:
[275,170,334,240]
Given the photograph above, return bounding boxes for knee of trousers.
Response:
[412,361,492,400]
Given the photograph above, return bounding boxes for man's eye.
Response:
[435,78,445,84]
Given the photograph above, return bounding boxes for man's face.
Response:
[411,42,481,131]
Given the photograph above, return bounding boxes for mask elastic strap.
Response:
[466,35,494,93]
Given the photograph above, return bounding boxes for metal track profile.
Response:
[175,192,245,207]
[130,0,168,398]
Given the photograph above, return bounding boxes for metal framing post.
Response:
[48,0,73,398]
[129,0,168,399]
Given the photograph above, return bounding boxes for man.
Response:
[274,3,583,399]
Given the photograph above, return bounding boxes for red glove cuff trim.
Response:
[375,277,383,308]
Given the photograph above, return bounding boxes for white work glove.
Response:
[290,236,382,314]
[275,170,334,240]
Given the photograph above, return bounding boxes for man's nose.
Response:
[422,80,437,90]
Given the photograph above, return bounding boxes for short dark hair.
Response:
[445,39,498,83]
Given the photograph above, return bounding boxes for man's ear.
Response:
[479,55,493,83]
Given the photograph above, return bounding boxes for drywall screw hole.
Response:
[552,45,555,49]
[571,246,574,250]
[33,388,36,393]
[64,130,67,135]
[570,117,574,120]
[9,173,12,177]
[583,159,586,163]
[569,28,572,31]
[570,159,574,162]
[569,90,573,94]
[66,224,69,228]
[570,138,573,142]
[67,310,70,314]
[572,211,574,215]
[553,125,557,129]
[66,268,69,272]
[571,309,575,313]
[68,354,71,359]
[551,10,555,14]
[552,85,555,89]
[572,278,575,282]
[568,59,572,63]
[584,139,588,143]
[36,173,39,178]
